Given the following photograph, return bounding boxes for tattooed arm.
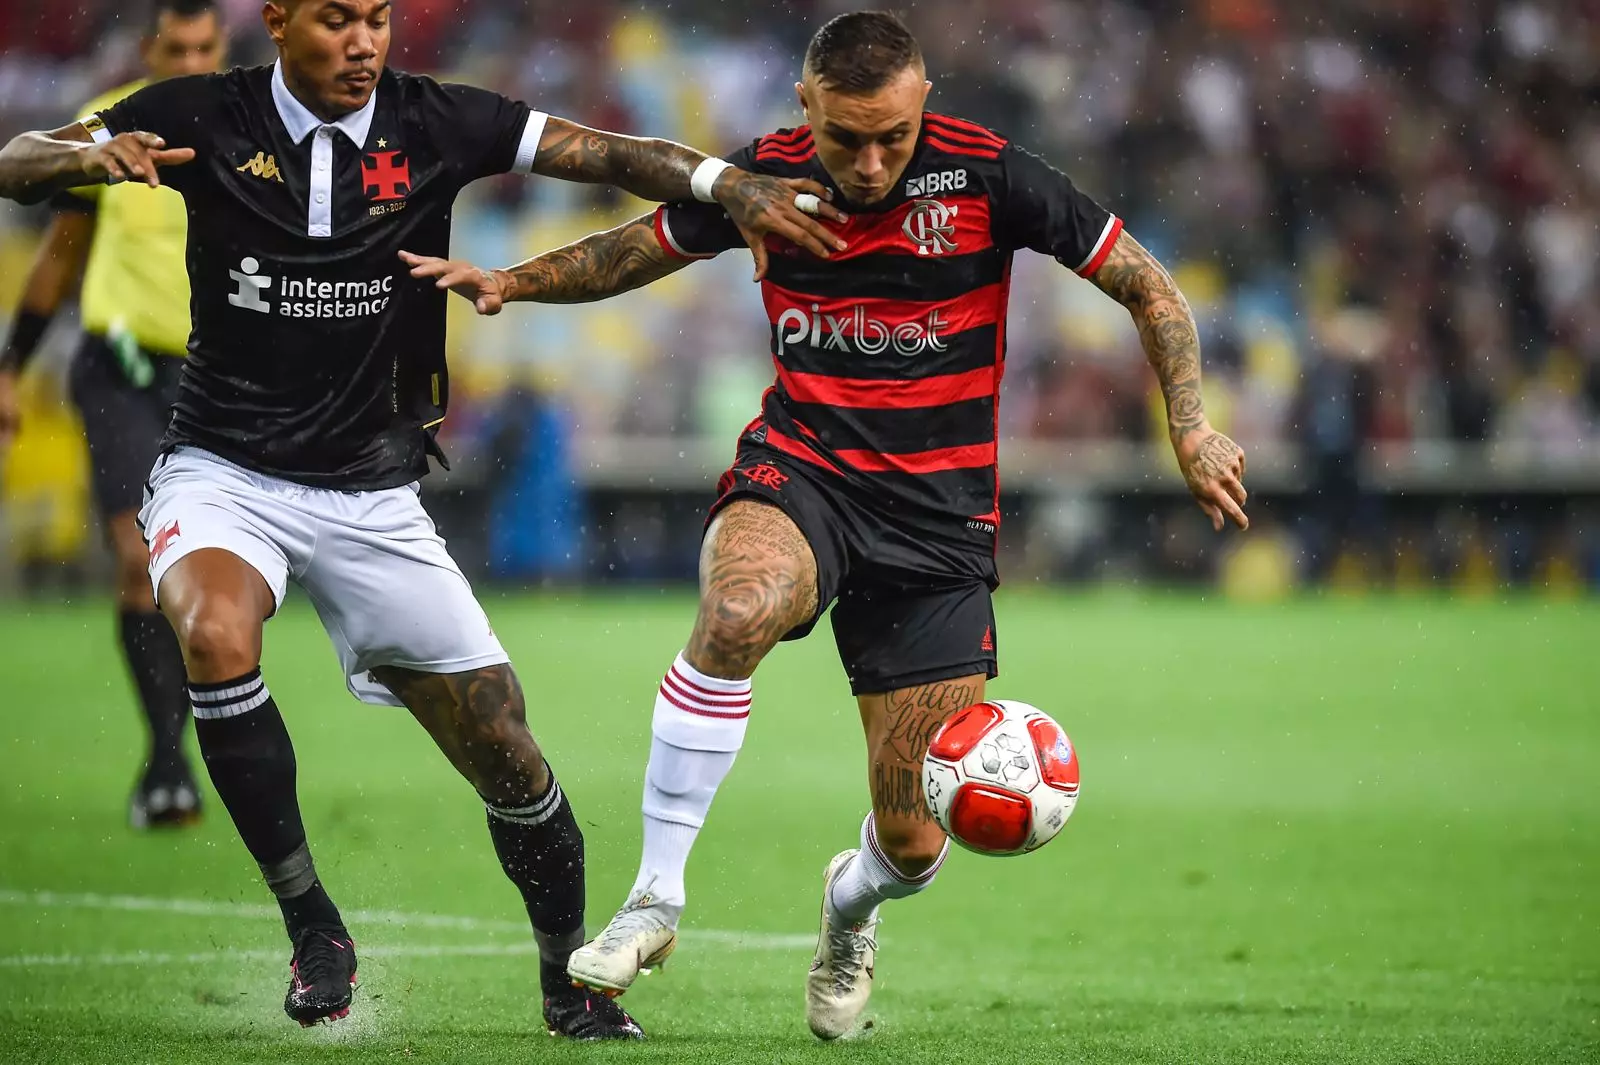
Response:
[531,118,846,278]
[398,214,688,313]
[1089,231,1250,531]
[0,123,194,204]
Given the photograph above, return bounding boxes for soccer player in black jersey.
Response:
[406,10,1252,1039]
[0,0,846,1041]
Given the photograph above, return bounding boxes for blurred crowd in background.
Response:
[2,0,1598,591]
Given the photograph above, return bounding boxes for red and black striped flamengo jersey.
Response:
[655,113,1121,538]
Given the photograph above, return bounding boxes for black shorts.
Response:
[709,443,999,696]
[68,333,183,517]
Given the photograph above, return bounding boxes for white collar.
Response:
[270,59,377,146]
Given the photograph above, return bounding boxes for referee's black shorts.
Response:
[708,442,999,697]
[68,332,183,518]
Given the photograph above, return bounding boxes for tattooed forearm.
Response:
[684,501,819,679]
[1089,231,1206,440]
[532,117,708,202]
[501,216,686,305]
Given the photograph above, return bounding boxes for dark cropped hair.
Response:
[148,0,218,32]
[803,11,923,93]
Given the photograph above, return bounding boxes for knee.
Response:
[696,557,809,655]
[173,608,258,681]
[873,818,947,878]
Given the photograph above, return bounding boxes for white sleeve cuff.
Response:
[513,110,549,174]
[81,116,114,145]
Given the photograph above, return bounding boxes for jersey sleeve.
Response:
[992,142,1122,276]
[650,144,755,261]
[427,81,546,185]
[92,76,211,167]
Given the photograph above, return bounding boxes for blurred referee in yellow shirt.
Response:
[0,0,223,828]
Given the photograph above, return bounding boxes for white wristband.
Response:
[691,157,733,203]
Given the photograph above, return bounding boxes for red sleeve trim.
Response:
[652,205,716,261]
[1075,216,1123,277]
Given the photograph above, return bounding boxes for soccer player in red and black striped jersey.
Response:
[405,10,1249,1038]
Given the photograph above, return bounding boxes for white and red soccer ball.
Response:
[923,700,1080,855]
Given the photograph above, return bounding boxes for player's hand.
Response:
[712,170,849,281]
[0,369,20,449]
[398,251,511,316]
[1174,425,1248,531]
[81,132,195,189]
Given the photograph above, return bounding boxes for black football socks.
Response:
[483,766,587,994]
[190,671,344,936]
[119,609,190,777]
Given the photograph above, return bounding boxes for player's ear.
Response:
[262,2,289,46]
[795,81,810,120]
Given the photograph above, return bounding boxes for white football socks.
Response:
[632,653,752,923]
[827,812,950,925]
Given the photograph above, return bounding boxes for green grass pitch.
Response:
[1,591,1596,1064]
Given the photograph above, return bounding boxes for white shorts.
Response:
[138,447,508,707]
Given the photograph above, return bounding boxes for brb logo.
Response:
[904,169,967,197]
[903,199,959,256]
[228,256,395,319]
[776,303,949,359]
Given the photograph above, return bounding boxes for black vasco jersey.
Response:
[91,62,545,489]
[656,113,1121,541]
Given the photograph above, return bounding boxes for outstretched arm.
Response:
[0,123,193,205]
[1089,230,1249,530]
[530,117,845,279]
[399,214,689,315]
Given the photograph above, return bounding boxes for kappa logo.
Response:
[904,169,967,198]
[739,464,789,490]
[903,198,959,256]
[236,151,284,183]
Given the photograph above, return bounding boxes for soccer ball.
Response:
[923,700,1080,856]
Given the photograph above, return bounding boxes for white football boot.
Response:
[566,885,678,996]
[806,849,880,1040]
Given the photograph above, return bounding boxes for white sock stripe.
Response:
[486,784,564,826]
[491,782,563,819]
[190,687,271,719]
[670,654,752,695]
[187,678,265,705]
[662,670,752,707]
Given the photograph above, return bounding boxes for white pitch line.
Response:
[0,943,543,969]
[0,888,816,955]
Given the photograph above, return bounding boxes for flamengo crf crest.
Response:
[903,198,959,255]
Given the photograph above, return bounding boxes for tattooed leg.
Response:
[683,500,820,680]
[377,664,588,990]
[374,663,547,805]
[857,674,987,875]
